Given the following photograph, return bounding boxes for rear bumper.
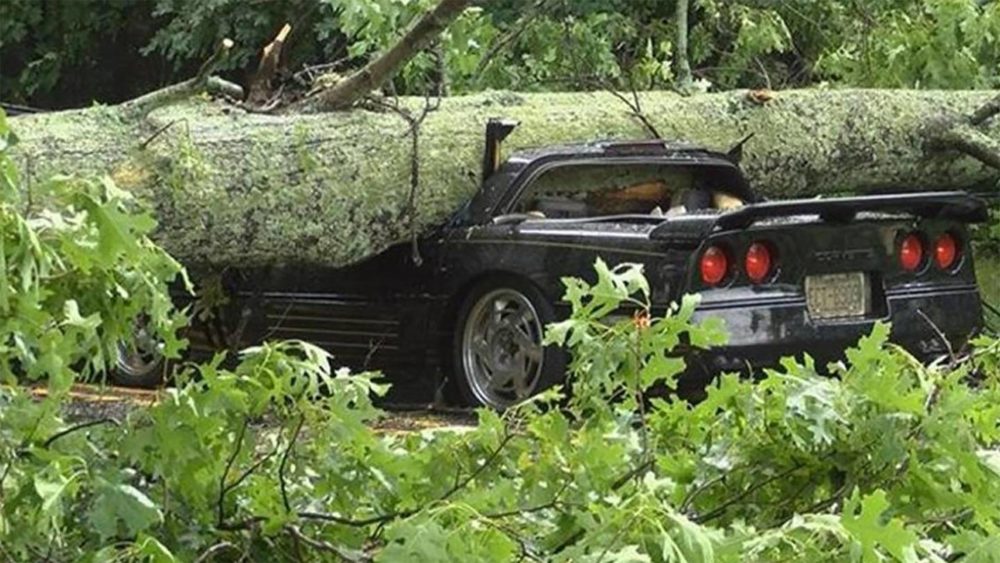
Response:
[686,283,983,375]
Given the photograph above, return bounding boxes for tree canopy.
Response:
[3,0,999,108]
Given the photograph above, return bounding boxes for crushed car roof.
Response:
[506,139,731,163]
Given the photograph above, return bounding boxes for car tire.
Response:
[452,277,566,409]
[111,323,167,388]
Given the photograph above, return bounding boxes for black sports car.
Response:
[115,121,988,409]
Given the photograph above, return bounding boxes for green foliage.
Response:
[3,0,998,107]
[0,0,164,108]
[813,0,1000,89]
[5,246,1000,559]
[2,115,1000,559]
[0,111,187,389]
[144,0,330,73]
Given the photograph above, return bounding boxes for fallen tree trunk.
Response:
[9,88,1000,268]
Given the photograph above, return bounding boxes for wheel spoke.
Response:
[508,324,533,349]
[514,308,533,330]
[471,335,491,362]
[490,368,516,389]
[511,369,529,398]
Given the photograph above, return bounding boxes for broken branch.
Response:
[248,24,293,106]
[970,93,1000,126]
[308,0,472,111]
[42,418,120,448]
[216,418,250,527]
[937,124,1000,171]
[279,415,306,513]
[121,39,240,117]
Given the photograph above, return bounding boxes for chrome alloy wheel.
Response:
[114,323,164,385]
[461,288,545,409]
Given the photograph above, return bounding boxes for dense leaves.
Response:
[3,0,999,107]
[2,152,1000,561]
[0,111,187,390]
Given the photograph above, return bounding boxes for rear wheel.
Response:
[112,321,166,388]
[452,278,565,409]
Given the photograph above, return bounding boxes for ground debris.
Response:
[28,383,476,432]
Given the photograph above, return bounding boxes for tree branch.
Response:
[482,480,572,519]
[936,124,1000,170]
[42,417,120,448]
[223,448,279,497]
[279,415,306,513]
[193,541,240,563]
[217,419,250,527]
[970,93,1000,126]
[363,93,441,265]
[121,39,241,117]
[674,0,694,94]
[607,83,662,140]
[551,459,655,554]
[248,24,293,106]
[693,462,807,524]
[285,525,363,561]
[473,0,550,77]
[298,430,515,528]
[308,0,472,110]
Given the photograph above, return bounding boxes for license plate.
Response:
[805,272,870,320]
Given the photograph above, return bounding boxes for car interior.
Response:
[512,163,745,219]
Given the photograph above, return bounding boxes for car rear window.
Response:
[511,163,741,219]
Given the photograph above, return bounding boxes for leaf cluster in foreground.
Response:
[1,112,999,561]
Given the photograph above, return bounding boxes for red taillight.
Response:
[899,234,924,272]
[700,246,729,286]
[934,233,958,270]
[745,242,773,284]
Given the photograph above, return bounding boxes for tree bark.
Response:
[675,0,694,94]
[9,88,1000,269]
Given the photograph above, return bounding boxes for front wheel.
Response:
[452,279,565,409]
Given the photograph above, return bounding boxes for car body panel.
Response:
[182,139,987,402]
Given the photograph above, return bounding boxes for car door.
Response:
[230,242,440,375]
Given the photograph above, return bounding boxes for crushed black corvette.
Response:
[115,121,989,409]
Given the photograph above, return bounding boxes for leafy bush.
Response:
[4,262,1000,559]
[1,113,999,560]
[0,110,187,389]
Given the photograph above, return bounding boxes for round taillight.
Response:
[934,233,958,270]
[899,233,924,272]
[745,242,773,284]
[700,246,729,286]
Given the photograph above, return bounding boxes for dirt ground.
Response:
[30,383,477,433]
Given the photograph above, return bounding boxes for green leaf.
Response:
[89,482,163,540]
[841,489,918,562]
[62,299,101,331]
[134,533,177,563]
[79,193,141,262]
[34,472,73,514]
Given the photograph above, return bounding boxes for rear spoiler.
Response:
[651,191,989,240]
